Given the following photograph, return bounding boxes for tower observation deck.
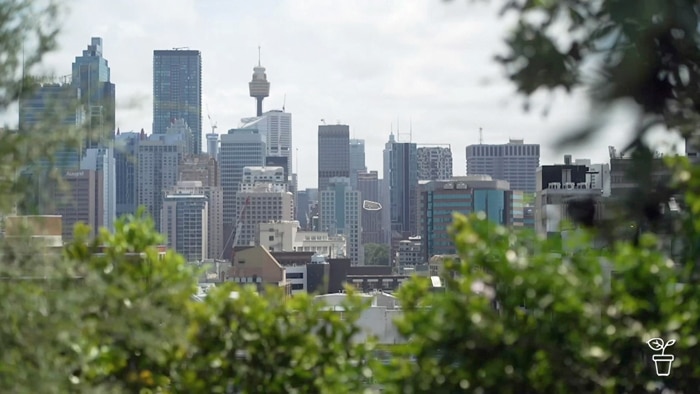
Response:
[248,46,270,116]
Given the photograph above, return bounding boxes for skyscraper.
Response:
[349,139,366,189]
[466,139,540,193]
[357,171,383,245]
[219,129,267,253]
[52,169,103,241]
[318,124,350,191]
[72,37,116,148]
[383,135,418,237]
[417,146,452,181]
[153,49,202,154]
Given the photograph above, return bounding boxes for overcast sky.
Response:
[19,0,679,189]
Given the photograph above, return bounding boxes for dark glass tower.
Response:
[72,37,116,149]
[153,49,202,154]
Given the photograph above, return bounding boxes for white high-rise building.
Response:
[319,177,363,265]
[81,146,116,231]
[240,110,292,176]
[161,193,208,262]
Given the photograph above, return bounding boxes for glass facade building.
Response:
[153,49,202,154]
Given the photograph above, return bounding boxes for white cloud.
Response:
[1,0,672,189]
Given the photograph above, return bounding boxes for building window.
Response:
[269,235,274,241]
[291,283,304,290]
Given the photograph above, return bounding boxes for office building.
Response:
[153,49,202,154]
[535,156,605,236]
[417,146,452,181]
[161,193,208,261]
[240,110,292,177]
[264,156,289,181]
[318,124,350,191]
[466,139,540,193]
[319,177,363,265]
[114,130,142,218]
[19,80,85,170]
[349,139,366,189]
[71,37,116,147]
[357,171,383,244]
[136,137,186,232]
[258,220,347,258]
[383,134,418,237]
[240,166,287,192]
[417,176,513,261]
[52,169,103,241]
[235,184,294,248]
[179,154,219,187]
[80,147,116,232]
[219,128,267,230]
[167,180,223,260]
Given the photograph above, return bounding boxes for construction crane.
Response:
[207,106,218,134]
[220,197,251,261]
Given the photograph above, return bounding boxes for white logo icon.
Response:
[647,338,676,376]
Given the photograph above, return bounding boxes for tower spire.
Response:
[258,45,261,66]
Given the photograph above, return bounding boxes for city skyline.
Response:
[3,0,681,189]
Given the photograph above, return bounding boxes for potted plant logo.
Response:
[647,338,676,376]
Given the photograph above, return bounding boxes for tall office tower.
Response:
[153,49,202,154]
[72,37,116,147]
[466,139,540,193]
[179,154,219,187]
[248,49,270,117]
[349,139,367,189]
[219,129,267,252]
[417,146,453,181]
[240,166,287,192]
[235,184,294,247]
[81,147,116,232]
[18,79,85,215]
[161,193,208,261]
[417,176,513,261]
[319,177,363,265]
[357,171,383,244]
[136,136,186,232]
[167,180,223,260]
[264,156,289,181]
[114,130,141,218]
[52,169,103,241]
[318,124,350,191]
[383,134,418,238]
[206,133,219,160]
[240,110,292,177]
[19,79,85,170]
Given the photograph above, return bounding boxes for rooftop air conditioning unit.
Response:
[565,182,575,189]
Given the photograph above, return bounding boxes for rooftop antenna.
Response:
[409,118,413,142]
[258,45,261,66]
[479,127,483,144]
[282,93,286,112]
[296,148,299,174]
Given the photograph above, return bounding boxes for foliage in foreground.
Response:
[378,161,700,393]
